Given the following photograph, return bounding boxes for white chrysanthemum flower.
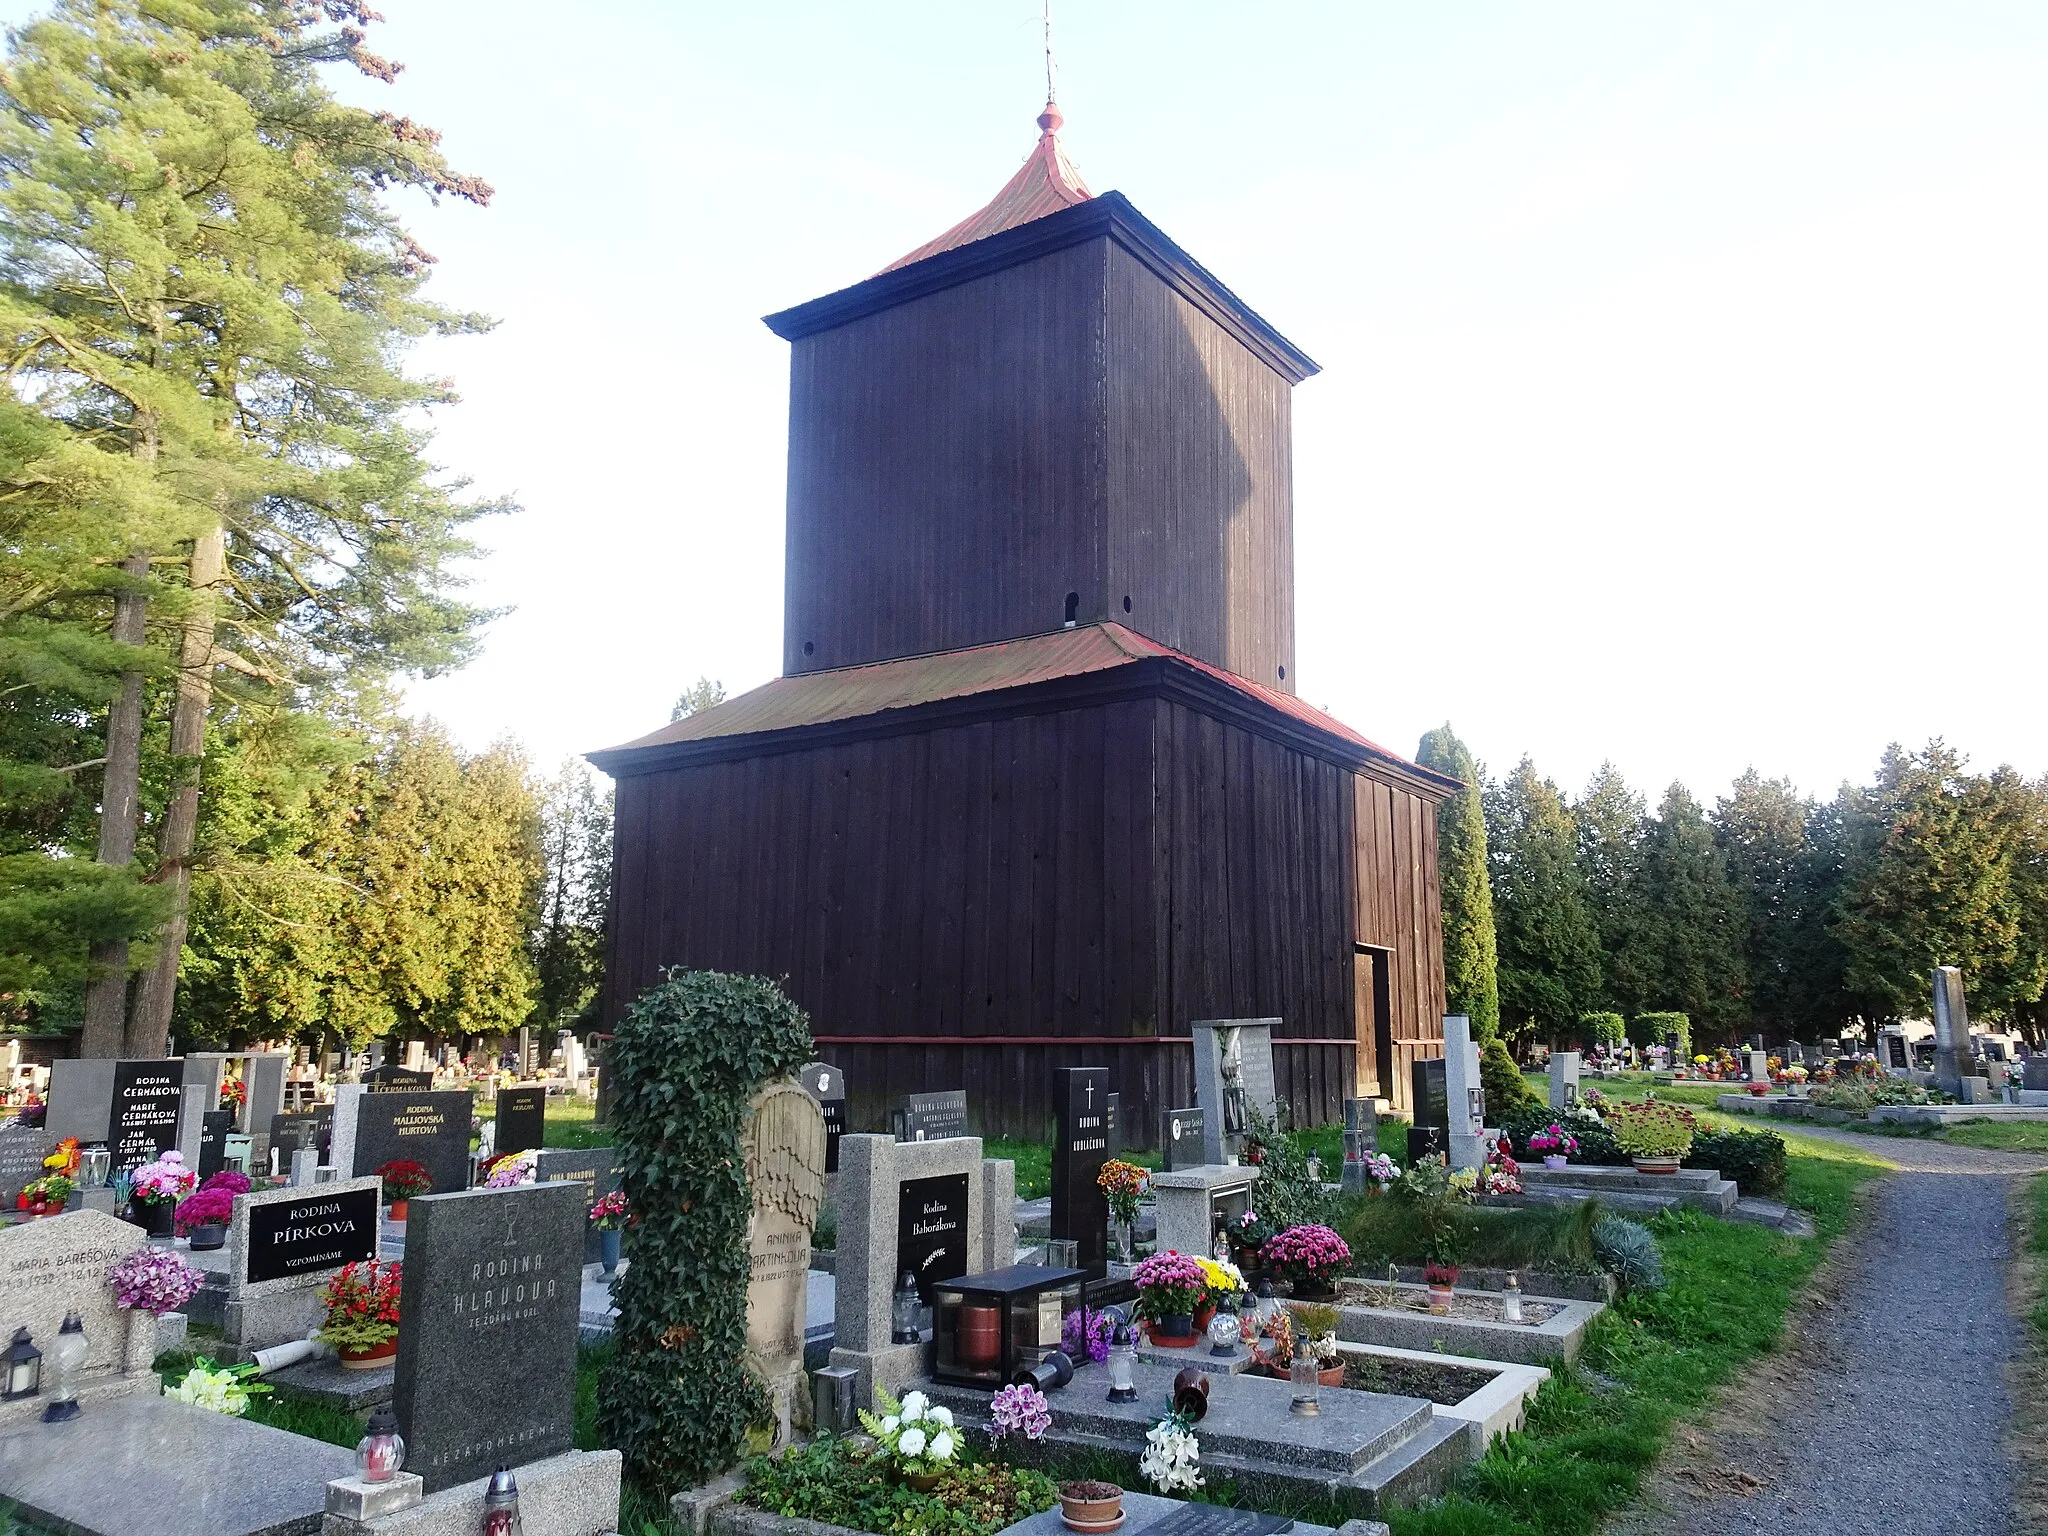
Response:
[927,1404,953,1428]
[930,1430,956,1461]
[881,1415,899,1432]
[900,1390,929,1418]
[898,1427,928,1458]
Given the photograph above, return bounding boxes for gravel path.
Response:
[1612,1133,2046,1535]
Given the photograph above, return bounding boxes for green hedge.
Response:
[597,970,815,1491]
[1580,1011,1626,1049]
[1687,1126,1787,1196]
[1632,1011,1691,1056]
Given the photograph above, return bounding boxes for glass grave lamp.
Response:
[4,1327,40,1401]
[78,1146,110,1190]
[355,1407,405,1482]
[1500,1272,1523,1325]
[891,1271,923,1345]
[1105,1317,1138,1402]
[482,1463,522,1536]
[41,1314,85,1422]
[1289,1351,1321,1417]
[1207,1308,1241,1357]
[1236,1289,1259,1347]
[1254,1279,1279,1335]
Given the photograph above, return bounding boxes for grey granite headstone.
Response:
[244,1052,288,1138]
[393,1182,584,1492]
[1442,1016,1487,1171]
[494,1084,546,1156]
[223,1177,381,1352]
[1340,1098,1378,1192]
[1190,1018,1279,1165]
[1160,1107,1206,1172]
[533,1146,621,1264]
[45,1056,117,1143]
[1933,966,1969,1097]
[175,1053,234,1164]
[0,1207,160,1424]
[894,1089,968,1142]
[1745,1050,1770,1084]
[800,1061,847,1173]
[2024,1058,2048,1093]
[332,1085,472,1196]
[0,1120,60,1205]
[1547,1052,1581,1111]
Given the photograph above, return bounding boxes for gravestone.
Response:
[1160,1107,1206,1173]
[109,1058,185,1174]
[0,1120,60,1206]
[331,1085,472,1197]
[899,1174,970,1302]
[1190,1018,1279,1165]
[742,1077,827,1444]
[1881,1031,1912,1072]
[243,1051,288,1139]
[196,1110,232,1179]
[393,1182,584,1493]
[224,1177,381,1352]
[1150,1164,1258,1261]
[364,1065,433,1093]
[799,1061,847,1173]
[1106,1091,1121,1158]
[494,1084,547,1156]
[1408,1057,1449,1166]
[1746,1050,1770,1084]
[533,1147,622,1264]
[0,1208,161,1428]
[2025,1058,2048,1093]
[1049,1067,1111,1270]
[43,1058,113,1144]
[1339,1097,1377,1192]
[174,1052,235,1165]
[1933,966,1969,1097]
[1547,1052,1581,1111]
[269,1107,333,1163]
[1441,1016,1488,1170]
[893,1089,969,1142]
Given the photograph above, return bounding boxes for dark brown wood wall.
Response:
[782,241,1111,678]
[1352,774,1448,1113]
[1105,245,1295,693]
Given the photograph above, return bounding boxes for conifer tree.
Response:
[1417,724,1499,1042]
[531,762,614,1030]
[0,1,501,1053]
[1636,784,1747,1035]
[1714,770,1812,1037]
[1485,757,1602,1042]
[1574,763,1651,1016]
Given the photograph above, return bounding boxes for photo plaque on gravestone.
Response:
[244,1185,379,1284]
[1160,1107,1206,1172]
[799,1062,847,1173]
[894,1089,968,1143]
[109,1059,185,1174]
[896,1172,970,1302]
[494,1085,546,1155]
[1050,1067,1111,1270]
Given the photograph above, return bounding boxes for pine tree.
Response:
[531,762,614,1030]
[1636,784,1747,1035]
[1416,725,1499,1042]
[670,677,727,723]
[1485,757,1602,1042]
[0,1,500,1055]
[1574,763,1650,1015]
[1714,770,1812,1038]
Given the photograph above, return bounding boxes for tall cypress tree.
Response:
[1485,757,1602,1042]
[1417,725,1499,1042]
[1637,784,1747,1036]
[1574,763,1650,1016]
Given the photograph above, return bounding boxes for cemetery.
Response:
[4,12,2046,1536]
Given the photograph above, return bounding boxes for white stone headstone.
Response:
[1442,1015,1488,1171]
[0,1208,159,1426]
[1547,1052,1581,1112]
[742,1079,826,1447]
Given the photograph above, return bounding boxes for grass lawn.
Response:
[543,1094,615,1149]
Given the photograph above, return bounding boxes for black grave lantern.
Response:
[930,1264,1084,1390]
[3,1327,40,1400]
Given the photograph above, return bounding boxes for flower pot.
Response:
[900,1471,942,1493]
[1290,1280,1338,1303]
[187,1223,226,1251]
[1192,1303,1215,1335]
[1631,1156,1682,1175]
[599,1227,622,1277]
[1426,1284,1454,1315]
[135,1199,175,1238]
[338,1338,398,1370]
[1317,1363,1345,1387]
[1542,1155,1567,1170]
[388,1199,409,1223]
[1058,1481,1124,1533]
[958,1303,1003,1367]
[1145,1314,1197,1346]
[1745,1083,1769,1097]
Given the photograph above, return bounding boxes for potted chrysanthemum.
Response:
[857,1387,960,1490]
[376,1160,431,1221]
[129,1152,197,1238]
[174,1186,235,1250]
[1132,1250,1207,1345]
[1262,1224,1352,1301]
[1527,1123,1579,1170]
[1607,1100,1695,1174]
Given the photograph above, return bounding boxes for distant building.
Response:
[591,105,1453,1141]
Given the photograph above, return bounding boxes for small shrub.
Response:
[1606,1101,1696,1160]
[1481,1038,1540,1116]
[1633,1011,1692,1056]
[1687,1126,1788,1196]
[1499,1105,1627,1166]
[1593,1216,1665,1293]
[1580,1011,1627,1049]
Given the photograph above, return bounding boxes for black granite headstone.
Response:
[1159,1107,1206,1172]
[109,1058,185,1174]
[1410,1058,1449,1129]
[393,1182,583,1492]
[196,1110,232,1179]
[1105,1091,1121,1158]
[494,1085,546,1156]
[533,1146,622,1264]
[347,1090,472,1197]
[1049,1067,1111,1270]
[269,1107,333,1162]
[364,1065,433,1093]
[1406,1124,1448,1167]
[1884,1034,1910,1070]
[893,1089,968,1142]
[799,1062,846,1173]
[897,1172,970,1303]
[0,1121,60,1204]
[245,1185,379,1284]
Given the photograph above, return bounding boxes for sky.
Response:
[14,1,2048,804]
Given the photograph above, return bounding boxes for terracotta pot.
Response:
[1746,1083,1770,1097]
[338,1337,398,1370]
[1631,1156,1682,1175]
[388,1199,409,1223]
[1542,1154,1567,1170]
[1058,1482,1124,1532]
[958,1303,1002,1367]
[1145,1315,1197,1347]
[1192,1303,1215,1335]
[1317,1363,1345,1387]
[1426,1284,1454,1315]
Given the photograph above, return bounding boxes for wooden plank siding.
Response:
[602,685,1446,1146]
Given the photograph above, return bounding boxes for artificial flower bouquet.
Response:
[1138,1411,1203,1493]
[317,1259,403,1354]
[589,1190,629,1230]
[130,1151,197,1207]
[858,1387,960,1478]
[1261,1224,1352,1291]
[1526,1124,1579,1158]
[219,1077,247,1110]
[482,1150,538,1188]
[1131,1250,1206,1321]
[989,1381,1052,1441]
[107,1245,202,1315]
[1477,1148,1522,1195]
[1061,1305,1114,1363]
[167,1357,269,1417]
[1096,1159,1149,1227]
[1360,1151,1399,1187]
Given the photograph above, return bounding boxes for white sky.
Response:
[14,2,2048,803]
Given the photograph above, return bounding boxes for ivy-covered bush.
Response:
[597,970,815,1492]
[1632,1011,1691,1057]
[1687,1126,1787,1196]
[1579,1011,1626,1049]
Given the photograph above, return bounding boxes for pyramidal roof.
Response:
[879,101,1093,274]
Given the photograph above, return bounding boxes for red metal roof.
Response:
[601,623,1425,780]
[880,102,1093,274]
